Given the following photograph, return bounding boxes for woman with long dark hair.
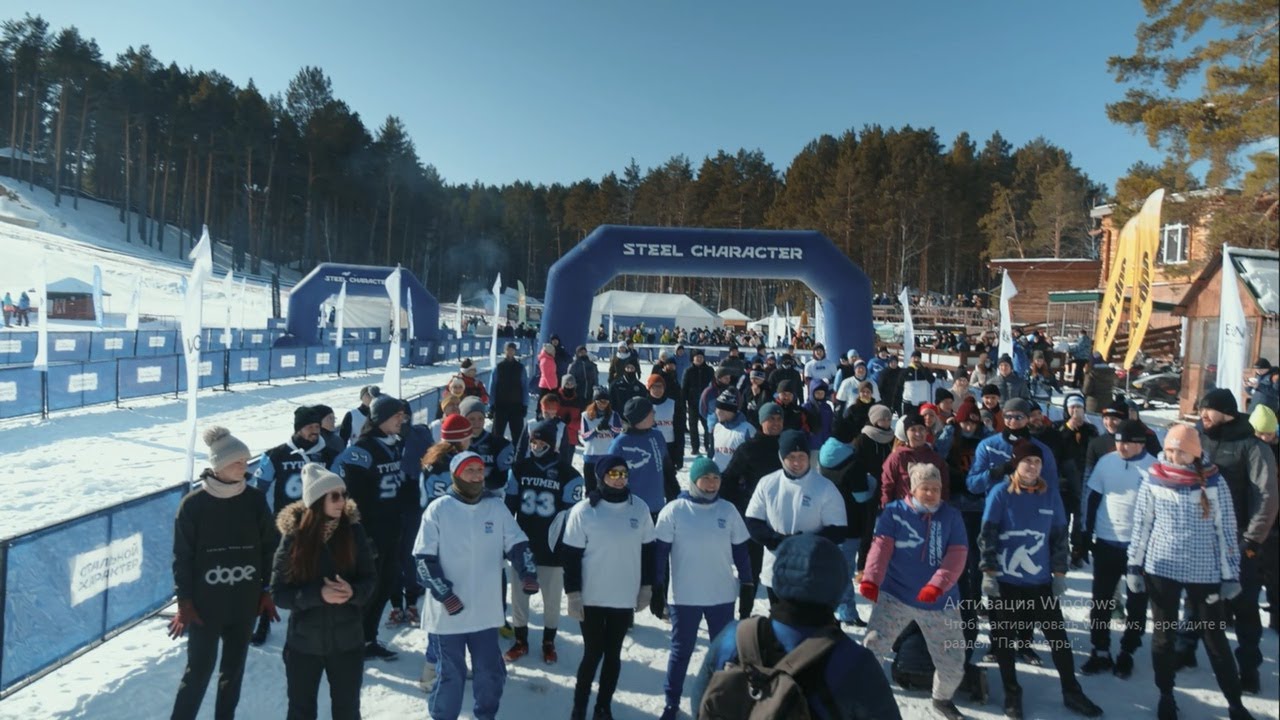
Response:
[271,463,376,720]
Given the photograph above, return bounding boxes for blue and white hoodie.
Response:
[608,427,671,513]
[867,498,968,610]
[979,478,1069,588]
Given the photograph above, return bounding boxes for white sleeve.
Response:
[562,502,588,549]
[745,475,771,521]
[836,379,855,404]
[820,483,848,527]
[502,504,529,552]
[412,503,441,557]
[640,506,656,543]
[654,504,676,543]
[728,505,750,544]
[1086,457,1107,495]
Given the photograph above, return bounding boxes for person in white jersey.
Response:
[744,429,848,605]
[710,388,755,470]
[803,343,838,387]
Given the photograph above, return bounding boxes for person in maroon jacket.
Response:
[880,412,949,508]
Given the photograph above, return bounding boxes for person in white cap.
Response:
[271,463,376,720]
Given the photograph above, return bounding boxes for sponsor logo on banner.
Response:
[55,339,77,352]
[104,337,124,350]
[199,360,212,376]
[241,357,259,372]
[346,351,359,363]
[148,336,167,348]
[251,333,263,343]
[137,366,162,383]
[70,533,144,606]
[315,352,330,365]
[204,564,257,585]
[280,355,297,368]
[0,381,16,401]
[620,242,804,260]
[68,373,99,392]
[373,348,384,360]
[0,339,20,353]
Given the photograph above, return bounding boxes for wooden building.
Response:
[46,278,110,321]
[1171,247,1279,416]
[986,258,1101,329]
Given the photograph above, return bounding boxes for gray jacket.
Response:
[992,371,1029,403]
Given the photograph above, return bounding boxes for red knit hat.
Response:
[440,414,472,443]
[646,373,666,389]
[954,400,980,424]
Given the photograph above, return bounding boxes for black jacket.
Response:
[332,430,405,546]
[568,355,600,395]
[505,453,584,566]
[1203,415,1280,544]
[682,363,715,407]
[172,475,277,626]
[609,373,647,413]
[270,500,376,656]
[491,357,528,409]
[720,432,782,514]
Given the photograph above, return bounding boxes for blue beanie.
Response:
[818,437,854,470]
[688,456,719,484]
[778,429,809,460]
[771,534,848,607]
[758,402,783,423]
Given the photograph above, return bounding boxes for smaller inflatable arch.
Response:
[285,263,440,346]
[539,226,875,356]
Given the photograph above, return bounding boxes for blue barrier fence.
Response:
[0,336,530,422]
[0,347,540,697]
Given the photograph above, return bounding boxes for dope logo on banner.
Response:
[205,565,257,585]
[70,533,144,606]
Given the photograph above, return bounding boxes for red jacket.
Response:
[537,351,559,391]
[879,444,950,509]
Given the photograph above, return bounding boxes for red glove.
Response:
[916,584,943,604]
[168,599,203,639]
[858,581,879,603]
[258,591,280,622]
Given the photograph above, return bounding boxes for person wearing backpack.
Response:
[690,534,902,720]
[654,457,754,720]
[858,463,969,720]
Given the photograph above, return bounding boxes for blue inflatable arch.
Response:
[285,263,440,346]
[540,226,874,356]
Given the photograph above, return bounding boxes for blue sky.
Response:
[34,0,1176,191]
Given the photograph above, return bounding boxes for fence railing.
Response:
[0,344,539,698]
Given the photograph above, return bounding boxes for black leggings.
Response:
[989,582,1081,694]
[574,606,633,710]
[170,617,254,720]
[1090,542,1147,654]
[1147,574,1242,701]
[364,534,399,642]
[283,646,364,720]
[738,541,764,619]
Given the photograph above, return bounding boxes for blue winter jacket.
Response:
[965,431,1059,496]
[608,427,672,513]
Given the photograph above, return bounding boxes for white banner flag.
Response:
[383,268,402,396]
[92,265,104,330]
[182,226,213,485]
[221,269,234,349]
[238,277,247,331]
[32,256,48,372]
[490,274,502,369]
[898,288,915,361]
[125,275,141,331]
[1217,245,1249,407]
[335,280,347,349]
[998,270,1019,360]
[607,299,615,343]
[455,293,463,340]
[406,282,415,346]
[784,301,792,345]
[813,298,826,348]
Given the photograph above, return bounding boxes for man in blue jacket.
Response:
[966,397,1059,497]
[690,534,901,719]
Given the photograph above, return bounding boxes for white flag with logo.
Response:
[455,293,463,340]
[383,268,402,396]
[490,273,502,369]
[182,226,213,484]
[238,277,247,331]
[221,269,234,349]
[998,270,1019,360]
[814,298,826,347]
[1217,245,1249,407]
[125,275,141,331]
[335,280,347,349]
[92,265,104,329]
[32,256,49,372]
[898,287,915,361]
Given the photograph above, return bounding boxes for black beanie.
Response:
[1199,388,1239,416]
[778,429,809,459]
[623,397,653,426]
[294,405,324,432]
[369,395,402,425]
[981,383,1001,398]
[934,387,954,404]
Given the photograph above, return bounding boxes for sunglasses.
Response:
[604,468,629,479]
[1003,413,1026,422]
[326,490,348,502]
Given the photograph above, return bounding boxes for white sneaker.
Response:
[418,661,437,692]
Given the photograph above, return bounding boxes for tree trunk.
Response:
[157,130,173,253]
[72,90,90,210]
[177,144,192,255]
[52,84,69,206]
[244,144,254,272]
[203,144,214,231]
[8,78,17,169]
[26,74,41,190]
[303,150,315,266]
[122,114,132,241]
[137,120,149,243]
[385,184,397,265]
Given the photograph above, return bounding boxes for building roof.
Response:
[717,308,751,321]
[1174,247,1279,316]
[47,277,112,296]
[593,290,717,323]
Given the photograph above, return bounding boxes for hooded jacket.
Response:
[270,500,377,656]
[879,443,950,508]
[537,349,559,390]
[802,378,834,449]
[720,431,782,515]
[1202,415,1280,544]
[567,353,600,395]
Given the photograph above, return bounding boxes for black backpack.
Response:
[698,616,843,720]
[890,622,935,691]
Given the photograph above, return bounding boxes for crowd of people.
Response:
[1,289,31,327]
[166,335,1278,720]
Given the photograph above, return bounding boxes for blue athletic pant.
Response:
[429,628,506,720]
[836,538,860,619]
[665,603,734,706]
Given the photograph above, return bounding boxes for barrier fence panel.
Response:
[89,332,137,362]
[338,346,367,375]
[0,333,36,366]
[270,348,306,380]
[0,366,42,419]
[226,349,270,385]
[411,342,432,366]
[366,344,388,370]
[46,361,118,412]
[46,332,92,364]
[117,355,180,400]
[241,330,273,349]
[177,351,227,391]
[305,346,338,377]
[134,330,177,357]
[0,483,187,693]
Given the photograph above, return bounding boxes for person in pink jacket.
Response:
[537,343,559,408]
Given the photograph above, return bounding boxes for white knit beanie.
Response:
[203,426,250,473]
[301,463,346,507]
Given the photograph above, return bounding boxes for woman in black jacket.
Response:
[272,463,377,720]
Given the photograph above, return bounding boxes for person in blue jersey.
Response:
[562,455,656,720]
[503,420,583,665]
[745,429,848,606]
[867,346,891,385]
[331,394,406,661]
[1127,425,1253,720]
[965,397,1060,498]
[653,457,753,720]
[1078,419,1154,679]
[711,389,756,471]
[271,464,376,720]
[607,396,679,515]
[170,427,278,720]
[580,387,622,492]
[413,451,539,720]
[979,440,1102,719]
[690,534,902,720]
[859,464,969,720]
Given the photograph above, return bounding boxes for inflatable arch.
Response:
[285,263,440,346]
[540,226,874,356]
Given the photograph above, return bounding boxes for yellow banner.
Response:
[1122,190,1165,368]
[1095,214,1139,359]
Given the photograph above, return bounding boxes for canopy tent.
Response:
[717,308,751,327]
[589,290,718,332]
